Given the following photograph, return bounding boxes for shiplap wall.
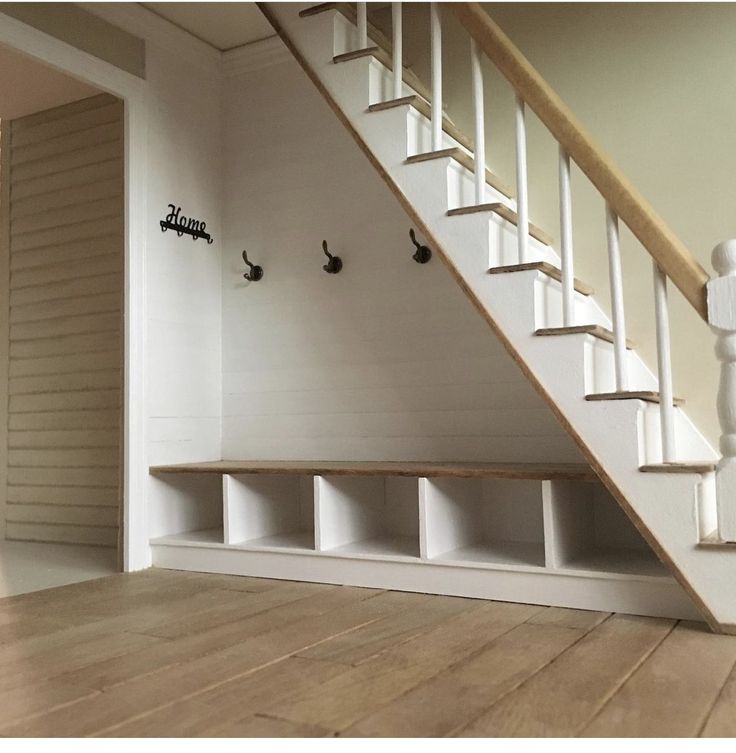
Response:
[3,93,123,547]
[221,60,583,463]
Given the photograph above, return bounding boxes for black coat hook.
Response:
[322,240,342,274]
[242,249,263,282]
[410,228,432,264]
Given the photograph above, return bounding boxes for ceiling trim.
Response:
[78,2,222,71]
[222,36,290,78]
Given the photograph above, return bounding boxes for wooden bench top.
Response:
[149,460,599,481]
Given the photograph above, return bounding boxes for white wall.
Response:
[143,38,223,538]
[221,58,583,464]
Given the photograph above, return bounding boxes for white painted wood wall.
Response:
[2,93,123,547]
[221,59,584,464]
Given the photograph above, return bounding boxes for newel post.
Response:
[708,240,736,541]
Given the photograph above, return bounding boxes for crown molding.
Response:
[222,35,292,77]
[78,2,222,72]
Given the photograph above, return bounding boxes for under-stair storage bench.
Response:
[149,461,700,621]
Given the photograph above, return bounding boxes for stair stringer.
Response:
[260,3,734,632]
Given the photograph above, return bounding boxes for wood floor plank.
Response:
[0,586,278,666]
[56,585,380,691]
[582,621,736,737]
[526,606,610,631]
[344,621,588,737]
[456,614,674,737]
[700,660,736,736]
[136,581,337,639]
[257,601,543,733]
[0,631,164,693]
[208,715,332,738]
[0,679,98,729]
[296,592,479,666]
[0,570,731,738]
[1,589,406,736]
[105,656,347,737]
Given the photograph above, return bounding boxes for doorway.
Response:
[0,43,123,595]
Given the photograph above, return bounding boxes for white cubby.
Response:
[420,477,546,567]
[544,480,667,577]
[148,464,696,621]
[224,474,315,550]
[149,473,225,544]
[316,475,420,558]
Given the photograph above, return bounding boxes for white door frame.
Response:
[0,13,149,570]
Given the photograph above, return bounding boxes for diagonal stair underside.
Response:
[258,3,734,632]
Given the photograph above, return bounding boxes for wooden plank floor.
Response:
[1,569,735,737]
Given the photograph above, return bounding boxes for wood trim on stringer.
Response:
[256,2,725,634]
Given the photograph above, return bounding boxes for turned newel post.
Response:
[708,240,736,541]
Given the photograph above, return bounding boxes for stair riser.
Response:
[262,3,732,629]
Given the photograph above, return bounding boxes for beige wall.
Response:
[373,2,736,447]
[3,93,123,547]
[0,2,145,78]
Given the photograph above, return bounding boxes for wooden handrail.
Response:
[451,2,710,320]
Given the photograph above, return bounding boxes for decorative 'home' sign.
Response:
[160,204,213,244]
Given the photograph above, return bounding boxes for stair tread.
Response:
[332,47,436,115]
[302,3,396,60]
[535,324,636,349]
[699,533,736,548]
[150,459,598,481]
[446,201,551,245]
[407,151,515,202]
[488,261,593,296]
[586,391,685,406]
[369,96,473,153]
[639,462,717,474]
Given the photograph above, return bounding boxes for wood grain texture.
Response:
[586,391,685,406]
[535,324,635,350]
[446,201,551,244]
[488,261,593,296]
[582,621,736,737]
[1,570,735,737]
[451,2,710,319]
[369,95,473,152]
[457,614,675,737]
[407,150,514,201]
[639,462,717,474]
[4,94,123,547]
[331,43,436,109]
[150,459,598,481]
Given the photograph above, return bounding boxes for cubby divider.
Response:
[223,474,315,550]
[315,475,420,558]
[420,477,546,567]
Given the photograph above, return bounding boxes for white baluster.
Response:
[430,3,442,152]
[357,2,368,49]
[558,147,574,326]
[470,38,485,206]
[605,204,628,391]
[708,239,736,541]
[653,261,676,463]
[514,95,529,264]
[392,3,403,100]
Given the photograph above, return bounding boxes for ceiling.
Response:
[140,2,275,50]
[0,44,100,121]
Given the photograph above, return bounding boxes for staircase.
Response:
[254,2,736,632]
